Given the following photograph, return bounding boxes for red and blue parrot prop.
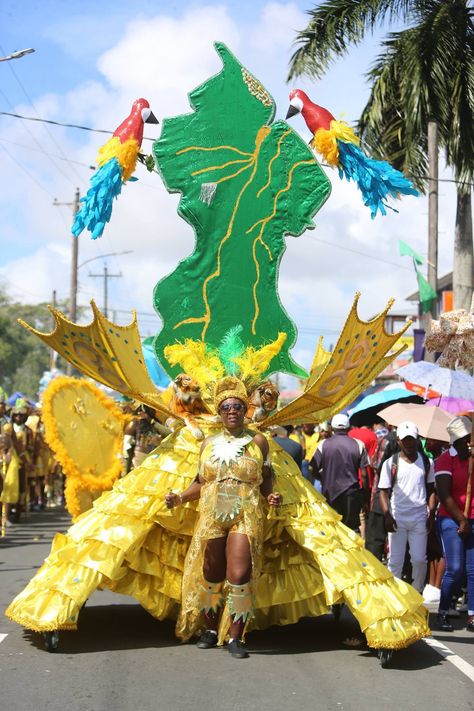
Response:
[286,89,418,218]
[72,98,158,240]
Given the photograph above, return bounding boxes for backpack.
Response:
[370,447,430,513]
[389,450,431,489]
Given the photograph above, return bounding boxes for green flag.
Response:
[416,270,437,314]
[399,240,424,265]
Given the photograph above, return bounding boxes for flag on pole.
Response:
[399,240,424,265]
[399,240,436,313]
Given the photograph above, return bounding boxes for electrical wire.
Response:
[0,142,56,198]
[0,45,87,187]
[0,110,156,142]
[0,136,95,169]
[0,89,77,187]
[1,110,473,187]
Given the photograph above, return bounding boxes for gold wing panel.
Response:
[264,294,410,427]
[18,301,175,421]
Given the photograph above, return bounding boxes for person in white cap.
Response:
[378,421,435,593]
[312,412,370,530]
[434,415,474,633]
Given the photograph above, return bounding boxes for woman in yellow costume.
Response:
[166,376,281,658]
[5,347,429,664]
[0,433,20,535]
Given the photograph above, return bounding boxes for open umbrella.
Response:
[396,361,474,400]
[424,396,474,415]
[348,388,423,426]
[378,403,452,441]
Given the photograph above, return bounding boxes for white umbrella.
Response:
[396,361,474,400]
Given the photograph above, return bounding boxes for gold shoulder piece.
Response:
[18,300,176,422]
[263,293,411,427]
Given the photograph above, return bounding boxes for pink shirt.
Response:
[435,449,474,519]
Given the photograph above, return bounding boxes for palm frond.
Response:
[359,1,474,190]
[288,0,418,80]
[358,30,428,190]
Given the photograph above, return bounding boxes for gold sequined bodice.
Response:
[200,436,263,486]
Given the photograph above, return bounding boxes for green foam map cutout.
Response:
[153,43,331,378]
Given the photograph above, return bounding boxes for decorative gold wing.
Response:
[263,294,410,427]
[18,301,177,422]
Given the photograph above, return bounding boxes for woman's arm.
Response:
[436,473,470,534]
[165,439,208,508]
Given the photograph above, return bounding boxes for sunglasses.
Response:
[220,402,245,412]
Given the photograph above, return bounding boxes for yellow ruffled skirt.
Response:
[5,424,429,649]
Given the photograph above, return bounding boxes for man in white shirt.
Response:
[378,421,436,592]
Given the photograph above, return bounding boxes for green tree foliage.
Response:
[0,286,67,399]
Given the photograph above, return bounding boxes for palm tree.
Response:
[288,0,474,311]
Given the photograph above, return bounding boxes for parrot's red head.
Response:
[286,89,310,118]
[113,98,159,145]
[286,89,335,134]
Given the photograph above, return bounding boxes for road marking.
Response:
[424,636,474,682]
[0,634,8,644]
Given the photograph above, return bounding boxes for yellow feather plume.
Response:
[97,137,141,181]
[164,340,225,389]
[233,333,287,383]
[311,119,359,166]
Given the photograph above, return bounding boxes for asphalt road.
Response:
[1,508,473,711]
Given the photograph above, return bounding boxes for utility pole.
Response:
[427,122,438,314]
[89,264,122,318]
[50,290,57,371]
[53,188,80,375]
[425,122,439,361]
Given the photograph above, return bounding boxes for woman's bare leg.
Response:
[202,537,227,631]
[226,533,252,639]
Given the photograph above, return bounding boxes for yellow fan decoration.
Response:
[19,301,176,423]
[42,376,129,519]
[263,294,410,427]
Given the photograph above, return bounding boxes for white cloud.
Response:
[98,6,240,97]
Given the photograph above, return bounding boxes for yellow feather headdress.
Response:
[163,332,286,395]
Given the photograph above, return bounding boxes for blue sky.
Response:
[0,1,457,374]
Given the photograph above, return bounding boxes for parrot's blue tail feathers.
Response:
[336,141,418,218]
[72,159,124,240]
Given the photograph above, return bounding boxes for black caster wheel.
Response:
[43,631,59,652]
[378,648,393,668]
[332,603,343,622]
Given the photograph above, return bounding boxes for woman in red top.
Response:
[434,416,474,632]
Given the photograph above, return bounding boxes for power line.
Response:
[0,136,95,169]
[0,110,155,142]
[0,89,76,187]
[306,234,414,271]
[0,142,55,198]
[0,44,86,187]
[2,110,474,188]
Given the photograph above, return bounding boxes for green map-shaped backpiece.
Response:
[153,43,331,378]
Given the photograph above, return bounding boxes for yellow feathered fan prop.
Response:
[42,376,129,519]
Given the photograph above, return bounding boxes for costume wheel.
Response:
[377,648,393,668]
[43,631,59,652]
[332,603,343,622]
